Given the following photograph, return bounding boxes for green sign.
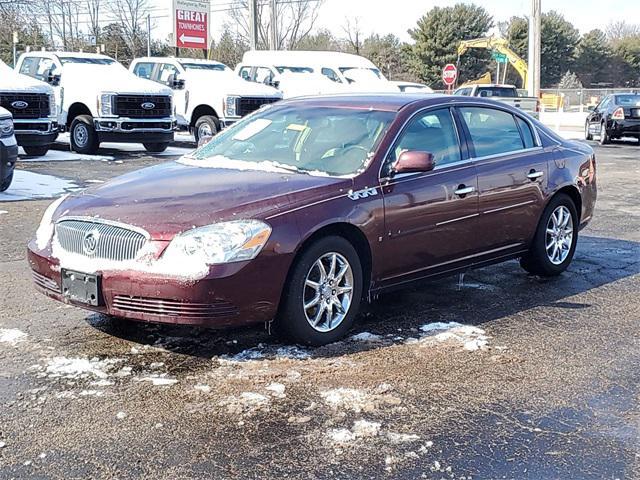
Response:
[491,52,508,63]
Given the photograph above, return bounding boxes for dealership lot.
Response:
[0,139,638,479]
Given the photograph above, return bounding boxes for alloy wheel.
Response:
[545,206,574,265]
[303,252,354,333]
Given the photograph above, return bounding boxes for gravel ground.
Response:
[0,138,638,479]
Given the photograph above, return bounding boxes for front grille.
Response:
[0,92,50,119]
[55,220,147,262]
[14,122,51,132]
[115,95,172,119]
[112,296,239,319]
[236,97,279,117]
[121,121,172,131]
[32,270,60,292]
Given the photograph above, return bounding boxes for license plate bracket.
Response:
[61,269,101,306]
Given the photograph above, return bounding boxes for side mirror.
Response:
[168,74,185,90]
[587,105,595,112]
[394,151,435,174]
[47,70,61,86]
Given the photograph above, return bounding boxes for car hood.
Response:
[0,60,52,94]
[55,160,349,240]
[61,64,172,96]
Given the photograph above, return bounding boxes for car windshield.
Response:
[180,62,229,72]
[58,57,116,65]
[339,68,383,83]
[182,105,395,177]
[275,66,314,74]
[615,94,640,106]
[476,87,518,98]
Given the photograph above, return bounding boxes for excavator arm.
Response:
[457,37,528,87]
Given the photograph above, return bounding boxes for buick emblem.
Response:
[11,100,28,109]
[141,102,155,110]
[82,230,100,255]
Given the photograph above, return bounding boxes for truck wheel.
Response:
[22,145,50,157]
[143,142,169,153]
[276,236,363,346]
[0,171,13,192]
[70,115,99,154]
[194,115,219,144]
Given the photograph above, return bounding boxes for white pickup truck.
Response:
[0,60,58,156]
[130,57,282,143]
[0,106,18,191]
[16,52,176,154]
[453,84,540,118]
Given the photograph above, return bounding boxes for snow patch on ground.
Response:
[349,332,383,342]
[134,374,178,387]
[41,356,122,379]
[328,419,381,444]
[219,344,310,363]
[19,148,113,163]
[387,432,421,443]
[0,171,78,202]
[265,382,286,398]
[220,391,271,415]
[0,328,27,345]
[417,322,489,351]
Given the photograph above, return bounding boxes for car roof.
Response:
[134,57,227,66]
[241,50,378,69]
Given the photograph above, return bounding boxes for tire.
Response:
[276,236,363,346]
[22,145,50,157]
[143,142,169,153]
[194,115,219,144]
[584,122,592,141]
[520,193,579,277]
[599,122,610,145]
[0,171,13,192]
[70,115,99,154]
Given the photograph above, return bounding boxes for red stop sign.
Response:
[442,64,458,86]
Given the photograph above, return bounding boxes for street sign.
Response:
[442,64,458,86]
[491,51,508,63]
[173,0,210,50]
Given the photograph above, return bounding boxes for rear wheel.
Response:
[194,115,219,144]
[276,236,363,346]
[584,122,592,141]
[143,142,169,153]
[0,171,13,192]
[520,193,578,277]
[22,145,50,157]
[70,115,99,154]
[599,122,610,145]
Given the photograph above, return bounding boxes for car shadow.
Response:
[86,234,639,360]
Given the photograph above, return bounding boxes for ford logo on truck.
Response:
[141,102,155,110]
[11,100,28,109]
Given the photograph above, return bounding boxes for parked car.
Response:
[29,95,597,345]
[0,107,18,192]
[585,93,640,145]
[0,60,58,157]
[129,57,282,143]
[454,84,539,118]
[235,50,398,98]
[392,81,434,93]
[16,52,175,154]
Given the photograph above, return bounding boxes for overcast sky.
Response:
[150,0,635,42]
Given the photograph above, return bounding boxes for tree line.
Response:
[0,1,638,89]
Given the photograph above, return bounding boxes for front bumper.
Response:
[94,116,177,143]
[14,118,59,147]
[1,135,18,182]
[27,240,292,328]
[610,119,640,138]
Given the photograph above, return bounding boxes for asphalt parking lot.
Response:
[0,138,638,479]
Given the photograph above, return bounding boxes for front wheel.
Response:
[22,145,50,157]
[520,193,578,277]
[143,142,169,153]
[194,115,219,144]
[69,115,99,154]
[276,236,363,346]
[0,171,13,192]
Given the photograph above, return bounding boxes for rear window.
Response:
[615,95,640,106]
[516,117,536,149]
[475,87,519,98]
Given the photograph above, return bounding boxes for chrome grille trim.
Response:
[32,270,60,292]
[112,295,240,319]
[55,218,149,262]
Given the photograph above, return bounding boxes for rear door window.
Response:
[515,116,536,149]
[459,107,525,158]
[133,62,155,80]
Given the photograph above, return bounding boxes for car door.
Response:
[458,106,549,253]
[588,96,609,134]
[379,107,479,284]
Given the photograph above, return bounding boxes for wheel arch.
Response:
[548,185,582,222]
[190,104,219,127]
[66,103,92,128]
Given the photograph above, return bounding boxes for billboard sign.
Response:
[174,0,210,49]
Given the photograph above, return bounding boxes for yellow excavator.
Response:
[457,37,528,87]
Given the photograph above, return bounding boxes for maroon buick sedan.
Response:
[29,94,597,345]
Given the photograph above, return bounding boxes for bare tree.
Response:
[86,0,101,42]
[342,16,363,55]
[605,21,640,45]
[108,0,150,57]
[227,0,323,50]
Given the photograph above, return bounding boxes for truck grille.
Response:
[55,220,147,262]
[237,97,279,117]
[0,92,50,119]
[115,95,172,119]
[112,296,239,319]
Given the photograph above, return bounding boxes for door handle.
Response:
[454,185,475,196]
[527,170,544,180]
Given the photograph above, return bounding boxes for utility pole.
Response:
[269,0,277,50]
[147,14,152,57]
[527,0,541,97]
[249,0,258,50]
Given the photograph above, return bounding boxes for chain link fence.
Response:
[540,88,639,112]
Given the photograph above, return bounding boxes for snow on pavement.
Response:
[19,148,113,163]
[0,170,78,202]
[0,328,28,345]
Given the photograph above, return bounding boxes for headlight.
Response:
[162,220,271,265]
[35,195,68,250]
[49,93,57,117]
[98,93,116,117]
[224,96,239,118]
[0,118,13,138]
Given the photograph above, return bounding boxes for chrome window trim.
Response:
[55,216,151,239]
